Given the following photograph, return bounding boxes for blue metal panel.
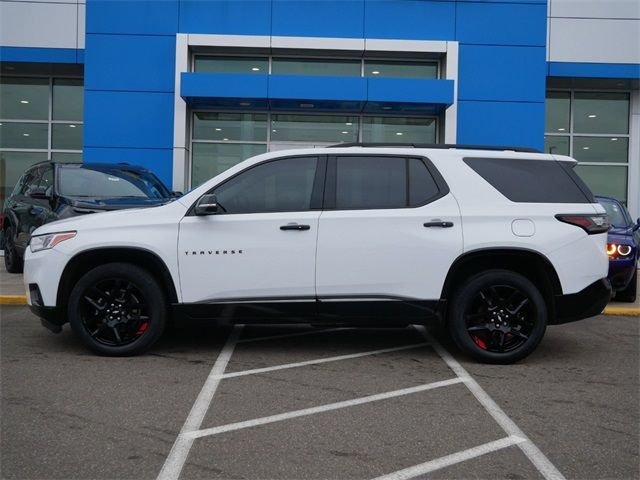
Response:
[83,147,174,189]
[368,78,453,105]
[86,35,175,92]
[181,73,269,108]
[456,2,546,46]
[458,45,546,102]
[269,75,366,101]
[272,0,364,38]
[0,47,81,64]
[457,100,545,151]
[364,0,455,40]
[179,0,271,35]
[84,91,174,149]
[548,62,640,79]
[86,0,179,35]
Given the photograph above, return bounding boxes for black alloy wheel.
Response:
[448,270,547,364]
[4,225,24,273]
[69,263,166,356]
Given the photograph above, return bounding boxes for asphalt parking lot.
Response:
[1,303,638,480]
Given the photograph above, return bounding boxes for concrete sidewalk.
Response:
[1,268,638,314]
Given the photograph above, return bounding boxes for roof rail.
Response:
[326,142,541,153]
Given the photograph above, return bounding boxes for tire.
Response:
[616,269,637,303]
[4,225,24,273]
[448,270,548,364]
[68,263,167,356]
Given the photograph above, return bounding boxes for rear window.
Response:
[463,157,594,203]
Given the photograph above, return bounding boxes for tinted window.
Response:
[18,170,38,196]
[409,159,439,206]
[213,157,317,214]
[463,158,592,203]
[336,156,406,209]
[598,198,629,227]
[58,166,170,199]
[34,166,54,196]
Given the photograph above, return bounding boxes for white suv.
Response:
[23,145,612,363]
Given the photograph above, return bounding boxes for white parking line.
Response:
[222,342,429,379]
[156,325,243,480]
[185,377,464,440]
[237,327,352,344]
[414,326,566,480]
[371,435,527,480]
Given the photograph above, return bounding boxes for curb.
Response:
[1,294,638,316]
[603,306,640,317]
[0,295,27,305]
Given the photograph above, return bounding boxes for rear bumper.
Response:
[553,278,612,324]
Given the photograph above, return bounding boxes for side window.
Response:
[409,158,440,206]
[335,156,441,210]
[213,156,318,214]
[336,156,406,209]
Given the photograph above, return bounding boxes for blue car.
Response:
[596,196,639,303]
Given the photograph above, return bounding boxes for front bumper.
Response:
[608,257,637,291]
[553,278,612,324]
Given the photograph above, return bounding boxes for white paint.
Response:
[222,343,428,379]
[315,193,463,300]
[550,0,640,20]
[188,34,270,49]
[272,35,364,53]
[172,33,189,191]
[186,377,464,439]
[444,41,458,144]
[156,325,243,480]
[415,326,567,480]
[511,219,536,237]
[371,435,527,480]
[364,38,447,54]
[237,327,352,344]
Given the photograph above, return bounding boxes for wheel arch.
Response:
[57,247,179,316]
[441,248,563,319]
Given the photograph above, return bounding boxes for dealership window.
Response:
[544,91,630,203]
[193,55,439,80]
[0,76,83,210]
[190,112,438,187]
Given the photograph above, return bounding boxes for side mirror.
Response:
[171,191,183,198]
[194,194,218,216]
[634,218,640,231]
[29,187,50,200]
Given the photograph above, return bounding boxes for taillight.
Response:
[555,214,610,234]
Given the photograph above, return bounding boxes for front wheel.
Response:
[68,263,167,356]
[4,226,24,273]
[448,270,548,364]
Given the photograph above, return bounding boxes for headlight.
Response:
[607,243,633,257]
[30,231,76,253]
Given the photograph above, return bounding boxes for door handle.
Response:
[280,224,310,231]
[424,220,454,228]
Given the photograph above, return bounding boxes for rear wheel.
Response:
[616,269,637,303]
[4,225,23,273]
[448,270,547,364]
[68,263,167,356]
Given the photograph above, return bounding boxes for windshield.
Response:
[58,166,171,199]
[598,198,628,227]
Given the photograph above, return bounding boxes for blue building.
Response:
[1,0,638,217]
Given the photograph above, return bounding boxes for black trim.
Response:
[172,295,443,326]
[30,304,65,331]
[310,155,327,210]
[327,143,541,153]
[553,278,611,324]
[324,154,450,211]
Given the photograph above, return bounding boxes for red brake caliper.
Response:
[136,322,149,336]
[473,336,487,350]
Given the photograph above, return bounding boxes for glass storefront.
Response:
[190,112,438,187]
[0,76,83,210]
[193,55,439,80]
[544,90,630,203]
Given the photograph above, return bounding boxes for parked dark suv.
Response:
[1,162,174,273]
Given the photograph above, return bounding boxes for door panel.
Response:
[178,212,320,303]
[315,193,462,301]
